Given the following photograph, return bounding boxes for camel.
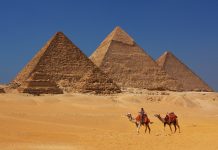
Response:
[126,113,153,134]
[154,113,180,133]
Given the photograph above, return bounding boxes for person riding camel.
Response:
[139,108,147,124]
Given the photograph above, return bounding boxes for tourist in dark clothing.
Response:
[139,108,147,124]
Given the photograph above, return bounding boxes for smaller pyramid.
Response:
[75,67,121,94]
[0,84,5,93]
[0,87,5,93]
[156,51,213,92]
[17,72,63,95]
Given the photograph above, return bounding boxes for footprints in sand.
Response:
[155,133,173,136]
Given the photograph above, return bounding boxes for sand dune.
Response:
[0,92,218,150]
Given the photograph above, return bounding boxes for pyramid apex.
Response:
[113,26,123,31]
[157,51,175,67]
[101,26,135,45]
[49,32,67,40]
[56,31,64,34]
[54,31,65,36]
[163,51,175,58]
[164,50,172,54]
[48,32,71,44]
[114,26,121,29]
[112,26,127,34]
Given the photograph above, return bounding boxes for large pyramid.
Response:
[156,51,213,92]
[90,26,182,91]
[12,32,121,94]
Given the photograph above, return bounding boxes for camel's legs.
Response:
[147,124,151,134]
[169,124,173,133]
[177,125,180,133]
[164,123,167,131]
[174,124,177,133]
[137,123,141,134]
[145,125,147,133]
[176,121,181,133]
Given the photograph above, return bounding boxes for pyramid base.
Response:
[77,88,121,94]
[74,68,121,94]
[17,80,63,95]
[0,88,5,93]
[18,87,63,95]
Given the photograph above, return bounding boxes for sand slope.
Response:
[0,92,218,150]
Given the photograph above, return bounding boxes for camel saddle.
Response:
[165,112,177,122]
[135,115,150,124]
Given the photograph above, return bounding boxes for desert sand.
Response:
[0,91,218,150]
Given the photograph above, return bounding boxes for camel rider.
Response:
[139,108,147,124]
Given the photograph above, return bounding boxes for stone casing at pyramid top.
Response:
[156,51,213,92]
[90,26,183,91]
[12,32,121,94]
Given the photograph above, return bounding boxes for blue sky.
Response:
[0,0,217,91]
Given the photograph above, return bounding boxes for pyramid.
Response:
[156,51,213,92]
[0,87,5,93]
[13,32,121,94]
[0,84,5,93]
[90,26,182,91]
[0,88,5,93]
[75,68,121,94]
[17,72,63,95]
